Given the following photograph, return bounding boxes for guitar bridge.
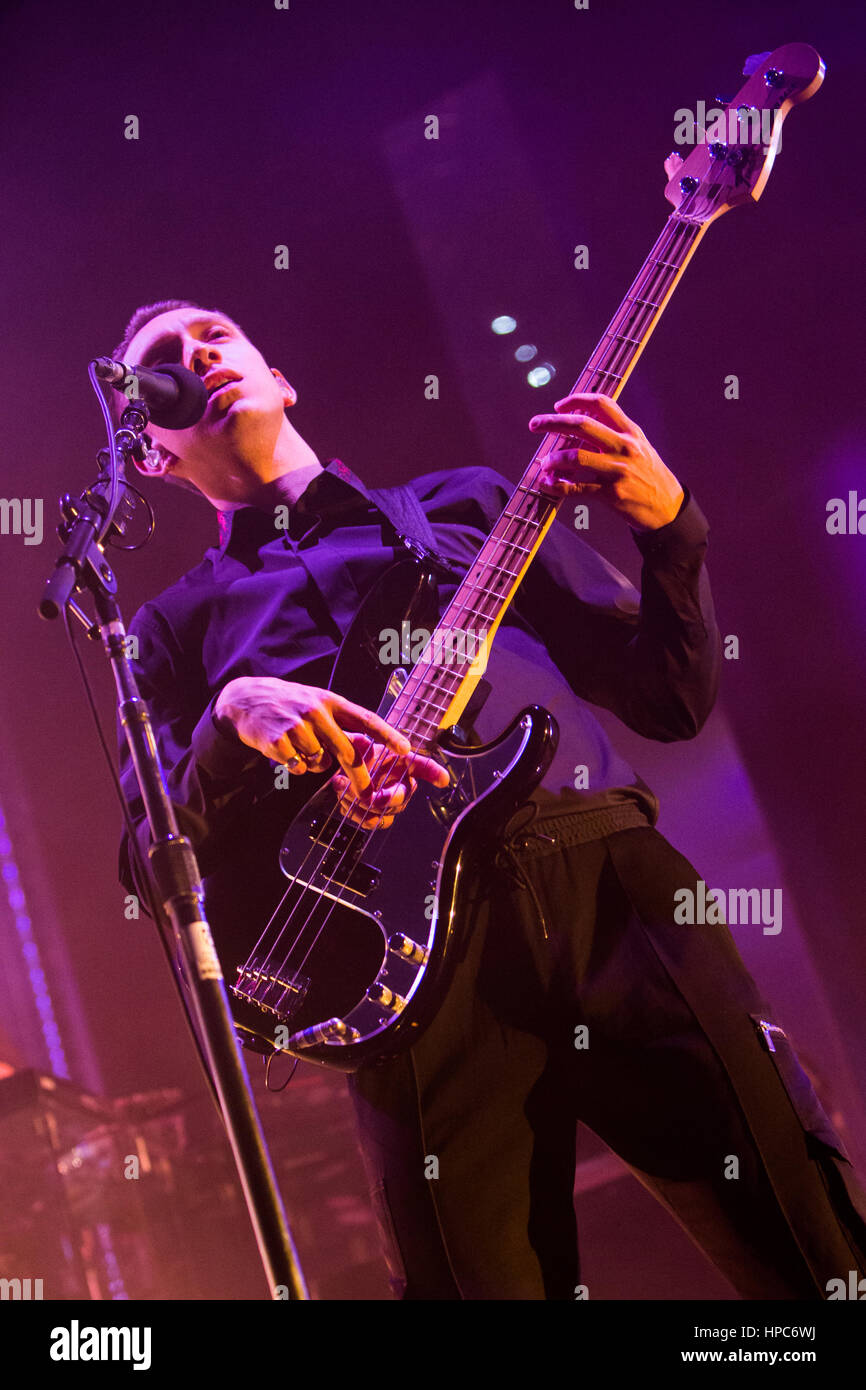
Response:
[232,961,310,1021]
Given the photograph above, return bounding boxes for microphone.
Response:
[91,358,208,429]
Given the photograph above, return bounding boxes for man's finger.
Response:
[350,737,448,791]
[270,732,307,766]
[288,722,333,768]
[403,751,449,787]
[310,710,372,795]
[326,695,412,757]
[553,392,638,433]
[538,471,604,498]
[531,412,625,454]
[543,446,623,477]
[343,772,415,812]
[336,768,418,815]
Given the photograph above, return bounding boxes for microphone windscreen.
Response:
[143,363,208,429]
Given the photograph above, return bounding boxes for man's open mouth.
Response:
[205,375,242,399]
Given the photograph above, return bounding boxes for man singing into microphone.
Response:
[116,298,866,1300]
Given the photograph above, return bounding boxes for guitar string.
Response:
[239,199,709,1022]
[242,204,706,1017]
[242,207,704,1015]
[381,216,705,735]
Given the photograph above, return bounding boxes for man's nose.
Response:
[188,343,220,375]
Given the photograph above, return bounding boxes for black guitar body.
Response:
[207,558,558,1072]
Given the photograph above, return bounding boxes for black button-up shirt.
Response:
[118,460,720,900]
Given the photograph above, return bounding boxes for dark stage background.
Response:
[1,0,864,1299]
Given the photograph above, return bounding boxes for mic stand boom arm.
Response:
[38,382,308,1301]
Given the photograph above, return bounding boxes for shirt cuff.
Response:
[190,694,263,782]
[630,487,709,562]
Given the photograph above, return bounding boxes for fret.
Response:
[399,688,453,720]
[649,257,682,270]
[439,586,500,614]
[501,508,542,527]
[616,303,657,329]
[404,724,440,744]
[453,578,496,607]
[604,331,644,348]
[402,688,450,716]
[412,613,492,644]
[405,611,495,649]
[394,691,443,722]
[468,583,512,603]
[407,666,460,694]
[589,368,623,381]
[464,558,523,582]
[461,553,521,583]
[396,717,440,742]
[490,536,532,557]
[614,320,649,344]
[439,605,496,628]
[409,634,493,671]
[398,616,502,707]
[488,529,532,547]
[408,704,444,727]
[402,716,440,738]
[625,296,660,310]
[404,659,498,725]
[420,601,501,635]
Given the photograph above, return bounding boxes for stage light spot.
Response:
[527,364,556,387]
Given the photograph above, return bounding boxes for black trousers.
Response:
[346,824,866,1299]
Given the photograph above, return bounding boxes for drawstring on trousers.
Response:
[494,803,555,942]
[491,798,653,946]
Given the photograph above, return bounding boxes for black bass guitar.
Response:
[216,44,823,1071]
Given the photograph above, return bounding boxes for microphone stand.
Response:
[39,380,308,1301]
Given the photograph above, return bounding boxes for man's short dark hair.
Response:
[112,298,244,362]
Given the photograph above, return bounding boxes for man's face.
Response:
[123,306,295,491]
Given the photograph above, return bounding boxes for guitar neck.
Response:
[389,208,710,744]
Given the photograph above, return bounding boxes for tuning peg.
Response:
[742,50,771,77]
[664,151,684,180]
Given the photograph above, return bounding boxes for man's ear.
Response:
[133,438,203,498]
[134,441,176,479]
[271,368,297,407]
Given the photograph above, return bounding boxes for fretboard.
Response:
[389,209,709,745]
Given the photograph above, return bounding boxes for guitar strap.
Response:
[368,484,465,579]
[368,483,491,737]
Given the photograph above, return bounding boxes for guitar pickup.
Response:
[306,815,381,896]
[318,852,380,896]
[308,815,360,851]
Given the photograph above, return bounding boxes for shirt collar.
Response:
[213,458,372,558]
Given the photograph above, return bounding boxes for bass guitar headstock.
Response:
[664,43,825,224]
